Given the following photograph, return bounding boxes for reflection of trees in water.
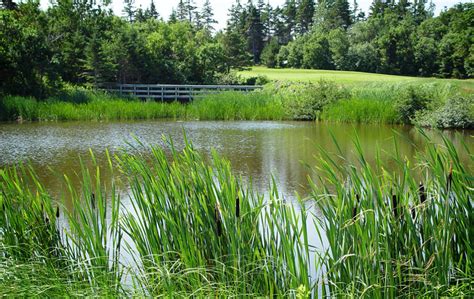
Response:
[1,121,472,204]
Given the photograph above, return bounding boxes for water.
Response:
[0,120,472,199]
[1,120,472,286]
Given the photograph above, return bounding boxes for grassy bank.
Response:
[0,134,472,296]
[1,80,472,128]
[239,66,474,94]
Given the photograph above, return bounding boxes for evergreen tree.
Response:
[145,0,159,20]
[283,0,297,41]
[123,0,136,22]
[185,0,197,23]
[296,0,315,34]
[201,0,217,32]
[169,9,178,23]
[246,3,265,63]
[272,6,288,44]
[176,0,187,21]
[1,0,17,10]
[334,0,352,29]
[370,0,389,17]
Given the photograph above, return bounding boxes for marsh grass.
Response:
[311,131,473,297]
[0,133,472,297]
[0,80,469,127]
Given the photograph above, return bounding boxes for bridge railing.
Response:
[101,84,263,101]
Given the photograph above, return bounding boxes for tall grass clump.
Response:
[0,152,124,296]
[117,136,312,296]
[320,98,399,123]
[311,131,473,297]
[0,136,314,296]
[0,132,472,296]
[188,91,286,120]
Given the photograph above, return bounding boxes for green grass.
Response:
[1,80,471,127]
[0,134,472,296]
[0,92,286,122]
[321,98,399,123]
[239,66,474,94]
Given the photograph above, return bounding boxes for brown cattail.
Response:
[56,206,60,218]
[91,193,96,209]
[236,193,240,218]
[215,203,222,237]
[392,193,398,219]
[353,194,360,219]
[447,164,453,191]
[419,182,426,204]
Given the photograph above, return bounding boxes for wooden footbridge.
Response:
[101,84,263,101]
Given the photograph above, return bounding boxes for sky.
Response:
[40,0,471,30]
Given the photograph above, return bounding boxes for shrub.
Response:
[279,80,350,120]
[415,95,474,129]
[395,86,433,124]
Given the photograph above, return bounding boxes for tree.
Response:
[201,0,217,32]
[246,3,265,64]
[176,0,187,21]
[296,0,315,34]
[221,28,252,70]
[123,0,136,22]
[145,0,159,20]
[1,0,17,10]
[334,0,352,29]
[370,0,389,17]
[260,37,280,67]
[283,0,297,42]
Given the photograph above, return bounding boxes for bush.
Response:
[214,72,269,86]
[277,80,349,120]
[395,86,432,124]
[415,95,474,129]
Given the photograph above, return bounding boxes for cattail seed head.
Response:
[353,194,360,219]
[215,203,222,237]
[91,193,96,209]
[56,206,60,218]
[419,182,426,204]
[392,193,398,219]
[447,164,453,190]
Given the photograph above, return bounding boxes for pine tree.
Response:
[246,3,265,63]
[185,0,197,23]
[169,9,178,23]
[146,0,159,19]
[261,1,273,39]
[1,0,17,10]
[284,0,297,41]
[176,0,187,21]
[370,0,389,17]
[123,0,136,22]
[334,0,352,29]
[201,0,217,32]
[272,6,288,44]
[296,0,315,34]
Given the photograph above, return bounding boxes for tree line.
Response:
[0,0,472,98]
[225,0,472,78]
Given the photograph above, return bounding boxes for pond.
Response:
[0,120,472,200]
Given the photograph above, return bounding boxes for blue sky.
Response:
[40,0,471,30]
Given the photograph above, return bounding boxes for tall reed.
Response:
[310,131,473,297]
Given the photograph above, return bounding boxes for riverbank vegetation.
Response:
[1,81,472,128]
[0,135,472,296]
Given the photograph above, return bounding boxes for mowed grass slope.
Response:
[239,66,474,94]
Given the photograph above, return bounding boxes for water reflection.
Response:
[0,121,472,200]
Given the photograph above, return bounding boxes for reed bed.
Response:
[0,133,472,297]
[1,80,469,127]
